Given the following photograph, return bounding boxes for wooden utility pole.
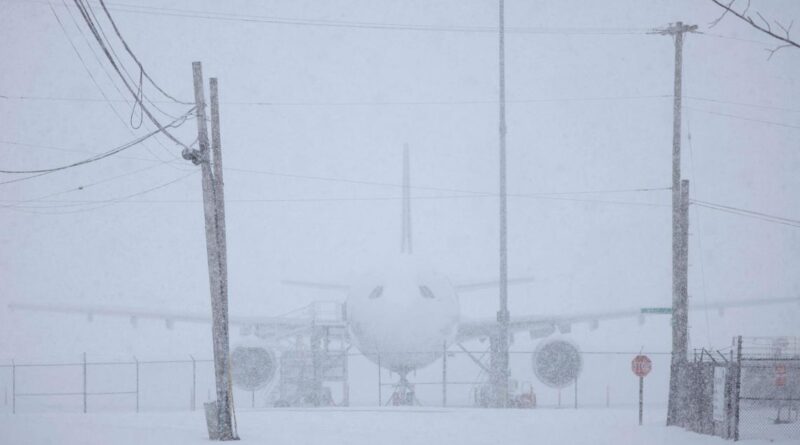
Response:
[490,0,511,410]
[185,61,237,441]
[651,22,696,426]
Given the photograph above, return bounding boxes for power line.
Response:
[0,137,667,197]
[692,199,800,225]
[96,2,650,35]
[0,171,53,186]
[0,158,670,209]
[70,0,192,150]
[224,165,670,199]
[0,109,193,175]
[692,199,800,228]
[0,136,669,206]
[7,0,649,35]
[50,0,182,162]
[2,191,670,210]
[7,92,800,114]
[686,107,800,130]
[684,96,800,114]
[1,92,671,106]
[695,31,772,47]
[0,172,670,211]
[96,0,191,105]
[3,170,197,215]
[0,139,186,164]
[0,158,190,209]
[50,0,149,140]
[214,95,672,107]
[78,0,184,122]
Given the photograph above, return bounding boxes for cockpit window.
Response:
[419,285,435,299]
[368,286,384,299]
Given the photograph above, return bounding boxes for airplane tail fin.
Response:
[401,144,413,254]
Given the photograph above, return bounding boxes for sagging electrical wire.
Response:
[0,107,194,175]
[71,0,193,151]
[97,0,192,105]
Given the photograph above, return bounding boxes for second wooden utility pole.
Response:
[651,22,696,427]
[184,61,237,441]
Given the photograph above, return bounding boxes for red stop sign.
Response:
[632,355,652,377]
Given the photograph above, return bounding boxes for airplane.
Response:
[8,146,800,406]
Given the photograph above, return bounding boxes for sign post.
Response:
[631,355,652,426]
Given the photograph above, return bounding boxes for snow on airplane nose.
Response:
[345,257,460,372]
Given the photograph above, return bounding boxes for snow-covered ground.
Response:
[1,407,793,445]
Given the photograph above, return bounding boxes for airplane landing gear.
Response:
[388,374,419,406]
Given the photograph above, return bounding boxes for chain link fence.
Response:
[680,336,800,442]
[0,347,672,413]
[0,355,217,414]
[737,338,800,441]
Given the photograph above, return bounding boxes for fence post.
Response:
[190,355,196,411]
[733,336,742,441]
[377,354,382,406]
[342,350,350,407]
[442,342,447,407]
[82,352,87,414]
[11,359,16,414]
[574,377,578,409]
[134,356,140,413]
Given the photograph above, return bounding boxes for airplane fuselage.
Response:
[346,255,459,375]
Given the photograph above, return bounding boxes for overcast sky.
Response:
[0,0,798,391]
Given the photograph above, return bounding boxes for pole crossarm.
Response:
[649,22,699,36]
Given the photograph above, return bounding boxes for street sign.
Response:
[640,307,672,314]
[631,355,652,426]
[632,355,652,377]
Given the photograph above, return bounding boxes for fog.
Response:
[0,0,798,441]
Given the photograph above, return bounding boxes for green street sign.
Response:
[640,307,672,314]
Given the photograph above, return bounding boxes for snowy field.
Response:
[1,407,794,445]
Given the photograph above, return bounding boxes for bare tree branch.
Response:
[755,12,771,32]
[709,0,799,59]
[766,43,793,60]
[709,0,736,27]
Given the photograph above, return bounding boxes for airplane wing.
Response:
[454,277,535,293]
[281,277,535,294]
[281,280,350,292]
[7,300,344,340]
[455,295,800,343]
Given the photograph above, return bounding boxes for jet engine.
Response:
[230,344,277,391]
[532,339,583,389]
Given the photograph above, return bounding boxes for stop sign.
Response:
[632,355,652,377]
